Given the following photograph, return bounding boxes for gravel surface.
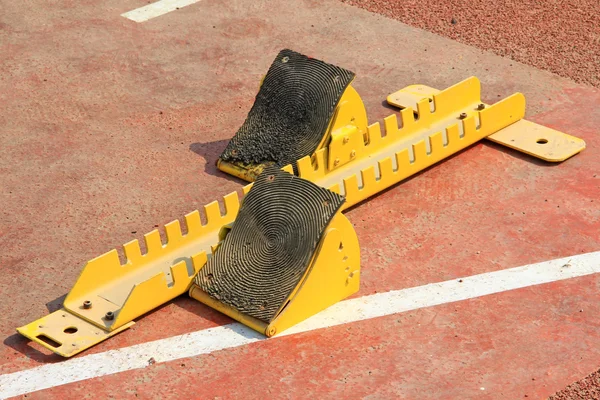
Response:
[549,368,600,399]
[341,0,600,88]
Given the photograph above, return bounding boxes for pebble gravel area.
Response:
[549,368,600,399]
[340,0,600,88]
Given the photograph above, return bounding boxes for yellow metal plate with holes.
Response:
[328,125,363,170]
[328,85,369,136]
[17,310,133,357]
[190,211,360,337]
[486,119,586,162]
[387,83,585,161]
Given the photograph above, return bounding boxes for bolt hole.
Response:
[345,266,350,272]
[339,242,344,251]
[342,255,348,262]
[281,56,289,63]
[204,273,214,283]
[323,199,330,206]
[267,175,275,181]
[36,334,61,348]
[536,138,548,144]
[64,327,78,334]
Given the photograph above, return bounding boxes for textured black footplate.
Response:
[219,49,355,169]
[195,166,345,323]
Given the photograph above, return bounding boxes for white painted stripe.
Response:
[1,251,599,398]
[121,0,201,22]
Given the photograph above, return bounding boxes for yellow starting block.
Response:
[17,49,585,357]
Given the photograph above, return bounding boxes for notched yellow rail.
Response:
[18,192,248,356]
[18,76,582,356]
[297,77,525,207]
[387,83,586,162]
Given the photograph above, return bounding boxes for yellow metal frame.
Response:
[189,211,360,337]
[19,76,583,357]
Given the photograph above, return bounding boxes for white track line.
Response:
[1,251,599,398]
[121,0,201,22]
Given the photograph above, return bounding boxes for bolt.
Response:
[334,158,340,166]
[281,56,289,63]
[350,150,356,158]
[83,300,92,309]
[343,136,349,144]
[459,112,468,119]
[105,311,114,321]
[477,103,486,110]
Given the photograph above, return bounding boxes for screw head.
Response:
[83,300,92,309]
[477,103,486,110]
[105,311,115,321]
[350,150,356,158]
[459,112,468,119]
[281,56,289,63]
[334,158,340,166]
[343,136,349,144]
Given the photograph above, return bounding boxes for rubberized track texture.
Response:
[218,49,355,169]
[195,167,345,322]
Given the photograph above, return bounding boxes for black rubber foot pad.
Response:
[195,166,345,323]
[219,49,355,170]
